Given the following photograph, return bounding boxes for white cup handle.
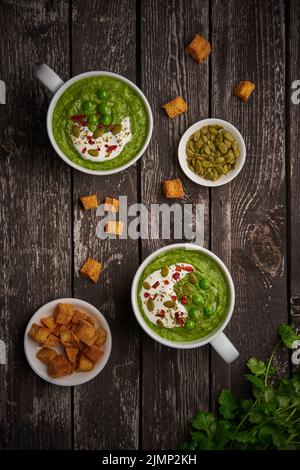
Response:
[210,332,239,363]
[36,64,64,94]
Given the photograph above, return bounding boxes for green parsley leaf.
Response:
[247,357,267,376]
[218,390,238,419]
[258,424,286,449]
[244,374,266,390]
[278,323,300,348]
[191,412,217,439]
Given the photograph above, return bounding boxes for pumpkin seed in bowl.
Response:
[185,125,240,181]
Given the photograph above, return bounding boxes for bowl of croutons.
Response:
[24,298,112,386]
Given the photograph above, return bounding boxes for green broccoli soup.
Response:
[52,76,149,170]
[137,249,230,342]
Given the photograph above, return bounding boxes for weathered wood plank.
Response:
[210,0,288,400]
[71,0,140,450]
[0,0,71,449]
[288,0,300,335]
[140,0,210,449]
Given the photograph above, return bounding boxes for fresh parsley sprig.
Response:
[180,323,300,450]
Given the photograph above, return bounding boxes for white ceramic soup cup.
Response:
[131,243,239,363]
[178,118,246,187]
[36,64,153,175]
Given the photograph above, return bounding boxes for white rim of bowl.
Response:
[131,243,235,349]
[178,118,246,187]
[24,298,112,386]
[47,71,153,175]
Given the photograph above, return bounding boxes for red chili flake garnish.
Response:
[81,121,88,126]
[156,310,165,318]
[88,139,95,145]
[70,114,86,121]
[182,265,194,272]
[163,280,170,285]
[105,144,118,153]
[150,293,158,300]
[172,272,180,281]
[175,312,184,325]
[181,295,188,305]
[171,295,177,301]
[175,265,182,272]
[82,147,87,154]
[152,281,160,289]
[97,147,100,151]
[143,292,150,298]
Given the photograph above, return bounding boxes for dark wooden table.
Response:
[0,0,299,450]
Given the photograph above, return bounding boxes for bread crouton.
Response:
[95,328,107,347]
[44,334,60,347]
[235,80,256,102]
[104,221,124,236]
[60,326,80,348]
[80,258,102,284]
[41,316,56,331]
[78,341,86,351]
[34,327,52,345]
[54,303,74,324]
[28,323,40,340]
[76,353,95,372]
[162,178,185,199]
[80,194,98,210]
[65,346,79,365]
[104,197,119,213]
[36,347,57,366]
[86,315,96,327]
[162,96,188,118]
[52,323,64,337]
[76,320,97,346]
[84,344,103,363]
[185,34,211,63]
[48,354,73,378]
[71,309,88,324]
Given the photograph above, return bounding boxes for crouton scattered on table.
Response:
[185,34,211,63]
[162,178,185,199]
[104,221,124,236]
[235,80,256,102]
[80,257,102,284]
[104,197,119,213]
[80,194,98,210]
[162,96,188,118]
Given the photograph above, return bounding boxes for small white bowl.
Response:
[178,118,246,187]
[24,298,112,386]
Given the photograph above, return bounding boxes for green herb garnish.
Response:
[180,323,300,450]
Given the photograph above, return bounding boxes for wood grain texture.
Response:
[140,0,210,450]
[210,0,288,401]
[71,0,140,450]
[0,0,71,449]
[288,0,300,334]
